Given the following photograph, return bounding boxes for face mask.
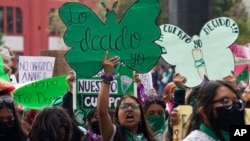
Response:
[146,114,166,132]
[0,120,14,135]
[146,114,166,141]
[215,105,243,132]
[91,121,101,135]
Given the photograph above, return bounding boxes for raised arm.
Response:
[97,51,119,141]
[62,71,75,118]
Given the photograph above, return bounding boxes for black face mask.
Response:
[215,105,243,132]
[91,121,101,135]
[0,120,14,135]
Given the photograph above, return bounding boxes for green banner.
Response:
[0,55,10,81]
[237,67,248,85]
[59,0,161,78]
[76,66,134,109]
[13,75,68,109]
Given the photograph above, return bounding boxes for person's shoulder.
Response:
[183,130,215,141]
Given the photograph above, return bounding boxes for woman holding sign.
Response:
[97,51,156,141]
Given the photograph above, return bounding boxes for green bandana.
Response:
[146,114,166,141]
[125,129,146,141]
[199,123,229,141]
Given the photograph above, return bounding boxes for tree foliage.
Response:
[213,0,250,44]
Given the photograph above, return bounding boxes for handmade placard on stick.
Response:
[76,66,134,109]
[18,56,55,83]
[173,105,192,141]
[59,0,162,77]
[0,55,10,81]
[13,75,68,109]
[156,17,239,88]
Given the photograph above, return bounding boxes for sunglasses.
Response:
[0,96,13,104]
[119,103,140,110]
[213,97,244,111]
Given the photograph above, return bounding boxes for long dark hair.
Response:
[185,80,243,141]
[114,95,156,141]
[143,95,166,112]
[143,95,167,120]
[29,107,73,141]
[0,95,27,141]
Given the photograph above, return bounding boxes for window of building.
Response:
[0,7,3,33]
[16,7,22,34]
[1,6,23,35]
[7,7,13,34]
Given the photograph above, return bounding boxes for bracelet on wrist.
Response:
[101,74,113,82]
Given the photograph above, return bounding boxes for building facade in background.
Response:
[0,0,249,58]
[0,0,99,59]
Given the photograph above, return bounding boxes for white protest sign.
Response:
[139,72,153,95]
[18,56,55,83]
[78,79,118,94]
[156,17,239,87]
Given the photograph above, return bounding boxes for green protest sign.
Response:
[76,66,134,109]
[156,17,239,88]
[237,67,248,85]
[13,75,68,109]
[59,0,162,78]
[0,55,10,81]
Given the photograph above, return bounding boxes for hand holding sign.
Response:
[59,0,162,77]
[156,17,239,88]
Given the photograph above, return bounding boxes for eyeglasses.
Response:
[119,103,140,110]
[0,96,13,104]
[213,97,244,111]
[146,95,164,102]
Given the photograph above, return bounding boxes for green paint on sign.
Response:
[76,66,134,109]
[59,0,162,77]
[13,75,68,109]
[0,55,10,81]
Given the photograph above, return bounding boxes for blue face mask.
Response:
[0,120,14,135]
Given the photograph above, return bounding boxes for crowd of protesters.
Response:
[0,50,249,141]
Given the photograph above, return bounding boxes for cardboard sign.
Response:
[40,50,72,76]
[59,0,162,78]
[156,17,239,88]
[76,66,134,109]
[173,105,192,141]
[13,75,68,109]
[244,108,250,125]
[18,56,55,83]
[0,55,10,81]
